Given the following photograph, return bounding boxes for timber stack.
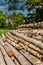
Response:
[17,22,43,30]
[0,22,43,65]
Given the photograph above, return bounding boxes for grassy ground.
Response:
[0,28,7,35]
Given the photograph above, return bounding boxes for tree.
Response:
[0,11,9,28]
[5,0,43,23]
[0,13,6,28]
[26,0,43,22]
[5,0,20,10]
[0,17,6,28]
[13,13,24,28]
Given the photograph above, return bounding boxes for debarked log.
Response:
[0,39,20,65]
[7,39,24,50]
[0,40,14,57]
[6,36,43,61]
[0,50,6,65]
[11,31,43,49]
[7,32,43,54]
[18,42,43,60]
[7,43,31,65]
[0,44,15,65]
[18,22,43,29]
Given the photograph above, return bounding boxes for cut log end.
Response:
[8,51,14,57]
[2,37,7,42]
[18,45,24,50]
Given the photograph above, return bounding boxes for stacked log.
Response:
[0,22,43,65]
[10,31,43,49]
[6,32,43,54]
[5,31,43,60]
[2,34,7,42]
[16,29,43,42]
[5,32,43,61]
[0,32,43,65]
[0,43,15,65]
[6,32,43,64]
[0,50,6,65]
[0,39,20,65]
[17,22,43,30]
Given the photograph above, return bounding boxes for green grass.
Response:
[0,28,7,35]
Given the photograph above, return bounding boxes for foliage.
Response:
[7,22,13,29]
[0,12,9,28]
[13,13,24,28]
[26,0,43,22]
[0,13,6,28]
[0,11,24,29]
[30,0,41,5]
[5,0,43,23]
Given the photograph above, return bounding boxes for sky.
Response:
[0,0,35,17]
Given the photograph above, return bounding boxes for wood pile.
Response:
[17,22,43,31]
[0,22,43,65]
[17,22,43,42]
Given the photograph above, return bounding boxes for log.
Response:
[0,44,15,65]
[2,34,7,42]
[7,39,23,50]
[13,57,20,65]
[18,23,35,28]
[6,34,14,42]
[17,31,43,42]
[17,30,43,41]
[7,32,43,54]
[32,35,42,41]
[0,39,20,65]
[4,44,14,57]
[0,40,14,57]
[5,35,43,60]
[18,22,43,29]
[0,50,6,65]
[17,29,43,36]
[7,43,31,65]
[10,31,43,49]
[20,50,41,65]
[27,46,43,60]
[18,42,43,60]
[7,39,41,65]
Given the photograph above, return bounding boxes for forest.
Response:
[0,0,43,29]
